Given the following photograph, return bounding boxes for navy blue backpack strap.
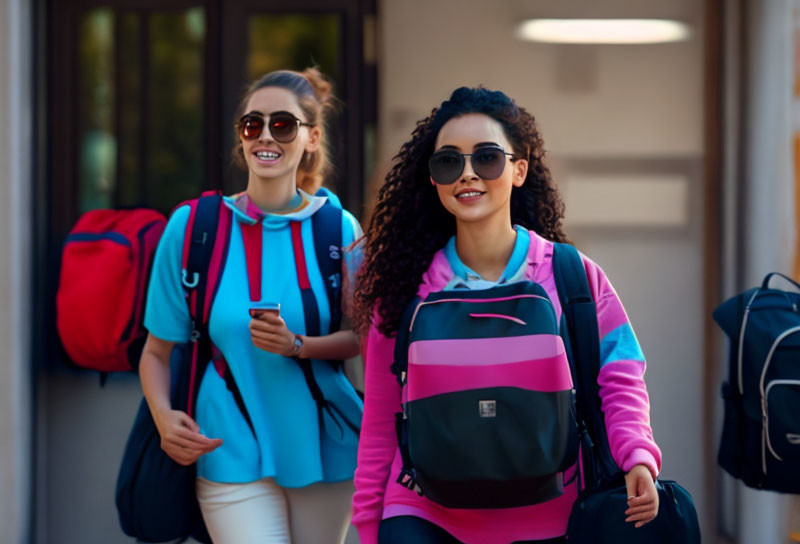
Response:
[289,202,360,440]
[311,195,344,332]
[392,296,420,386]
[552,242,620,487]
[181,193,255,436]
[181,193,221,309]
[393,295,423,492]
[182,193,223,416]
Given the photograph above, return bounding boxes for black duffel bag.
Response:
[115,344,211,543]
[566,476,700,543]
[555,244,702,543]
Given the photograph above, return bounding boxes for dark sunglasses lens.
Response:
[472,148,506,180]
[240,116,264,140]
[269,114,298,143]
[429,151,464,185]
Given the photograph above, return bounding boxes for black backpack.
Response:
[713,272,800,492]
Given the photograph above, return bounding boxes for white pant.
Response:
[196,477,354,544]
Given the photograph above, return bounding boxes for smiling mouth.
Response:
[254,150,281,161]
[455,191,485,199]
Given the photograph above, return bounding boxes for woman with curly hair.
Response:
[351,87,662,544]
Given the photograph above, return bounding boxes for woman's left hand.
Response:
[249,312,297,357]
[624,464,659,528]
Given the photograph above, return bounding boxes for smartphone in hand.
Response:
[249,301,280,319]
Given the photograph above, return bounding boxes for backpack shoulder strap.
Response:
[288,197,360,439]
[311,191,344,332]
[393,294,423,493]
[181,191,229,330]
[552,242,620,486]
[179,192,235,419]
[391,296,421,386]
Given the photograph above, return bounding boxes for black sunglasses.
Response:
[237,111,315,143]
[428,145,516,185]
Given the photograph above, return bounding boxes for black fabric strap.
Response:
[552,242,620,487]
[291,205,358,439]
[294,355,360,438]
[183,193,255,436]
[183,194,221,418]
[391,296,420,386]
[393,296,423,489]
[299,289,322,337]
[311,198,344,333]
[183,194,220,313]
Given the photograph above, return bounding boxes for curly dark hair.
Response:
[354,86,570,337]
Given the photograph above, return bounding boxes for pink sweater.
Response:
[353,231,662,544]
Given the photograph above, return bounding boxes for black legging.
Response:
[378,516,567,544]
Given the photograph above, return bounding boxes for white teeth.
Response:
[256,151,280,160]
[456,191,483,199]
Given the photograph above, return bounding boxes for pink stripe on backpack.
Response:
[409,334,565,366]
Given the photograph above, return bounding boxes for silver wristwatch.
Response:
[291,334,304,358]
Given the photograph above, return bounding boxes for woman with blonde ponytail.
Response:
[139,67,363,543]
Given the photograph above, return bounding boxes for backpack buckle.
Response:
[390,363,407,386]
[397,469,424,496]
[182,269,199,289]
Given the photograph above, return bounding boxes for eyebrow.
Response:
[243,110,294,118]
[437,142,502,151]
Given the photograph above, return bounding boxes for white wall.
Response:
[0,0,33,542]
[379,0,708,536]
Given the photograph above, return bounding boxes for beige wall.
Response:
[378,0,703,162]
[0,0,33,542]
[378,0,709,536]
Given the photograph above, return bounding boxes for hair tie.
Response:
[297,74,317,99]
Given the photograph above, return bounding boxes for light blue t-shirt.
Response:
[144,191,363,486]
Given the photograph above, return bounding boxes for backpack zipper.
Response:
[65,231,132,249]
[409,294,552,331]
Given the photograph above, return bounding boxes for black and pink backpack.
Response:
[391,245,583,509]
[392,243,701,543]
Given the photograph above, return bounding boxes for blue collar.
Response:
[444,225,530,287]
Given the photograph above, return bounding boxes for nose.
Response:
[459,156,480,183]
[257,126,273,143]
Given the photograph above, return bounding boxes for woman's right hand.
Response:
[139,334,223,465]
[154,409,223,466]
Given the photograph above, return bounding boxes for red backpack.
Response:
[56,208,167,372]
